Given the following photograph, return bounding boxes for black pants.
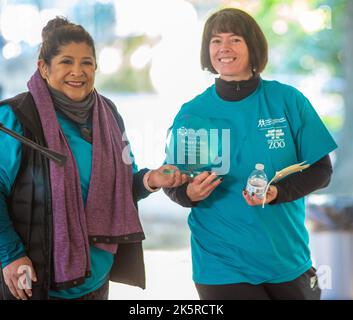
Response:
[49,280,109,300]
[195,268,321,300]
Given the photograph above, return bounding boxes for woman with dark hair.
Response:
[0,17,187,300]
[164,8,337,300]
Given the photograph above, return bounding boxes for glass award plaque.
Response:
[165,114,230,178]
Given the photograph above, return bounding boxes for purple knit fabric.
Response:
[27,70,143,284]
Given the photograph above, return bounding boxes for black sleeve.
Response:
[133,168,152,202]
[164,155,333,207]
[163,183,198,208]
[103,96,152,203]
[115,113,152,202]
[269,154,333,205]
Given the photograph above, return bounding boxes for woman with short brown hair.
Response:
[165,8,336,300]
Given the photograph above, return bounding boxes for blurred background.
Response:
[0,0,352,299]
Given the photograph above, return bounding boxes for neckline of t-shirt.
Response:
[211,78,263,106]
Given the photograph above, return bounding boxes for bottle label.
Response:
[246,178,267,199]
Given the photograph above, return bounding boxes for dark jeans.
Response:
[49,280,109,300]
[195,267,321,300]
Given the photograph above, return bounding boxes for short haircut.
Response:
[200,8,268,74]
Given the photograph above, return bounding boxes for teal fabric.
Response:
[173,79,337,285]
[0,106,26,268]
[0,105,138,299]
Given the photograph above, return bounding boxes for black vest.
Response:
[0,92,147,300]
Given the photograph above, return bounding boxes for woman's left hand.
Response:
[242,185,278,206]
[147,165,189,189]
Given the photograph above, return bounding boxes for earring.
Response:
[252,68,256,76]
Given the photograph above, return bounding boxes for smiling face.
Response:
[209,32,252,82]
[38,42,96,102]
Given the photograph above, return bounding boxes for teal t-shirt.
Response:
[173,79,337,285]
[0,105,137,299]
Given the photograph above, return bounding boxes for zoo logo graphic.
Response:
[258,117,287,150]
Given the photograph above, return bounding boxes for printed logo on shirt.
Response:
[257,117,286,128]
[258,117,287,150]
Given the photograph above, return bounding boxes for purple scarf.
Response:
[27,70,143,285]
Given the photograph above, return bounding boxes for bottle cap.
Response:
[255,163,264,170]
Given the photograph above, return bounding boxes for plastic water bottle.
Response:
[246,163,268,199]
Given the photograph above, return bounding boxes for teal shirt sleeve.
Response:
[0,105,26,268]
[130,152,138,174]
[295,92,338,165]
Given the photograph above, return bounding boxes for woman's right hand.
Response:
[186,172,223,202]
[2,256,37,300]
